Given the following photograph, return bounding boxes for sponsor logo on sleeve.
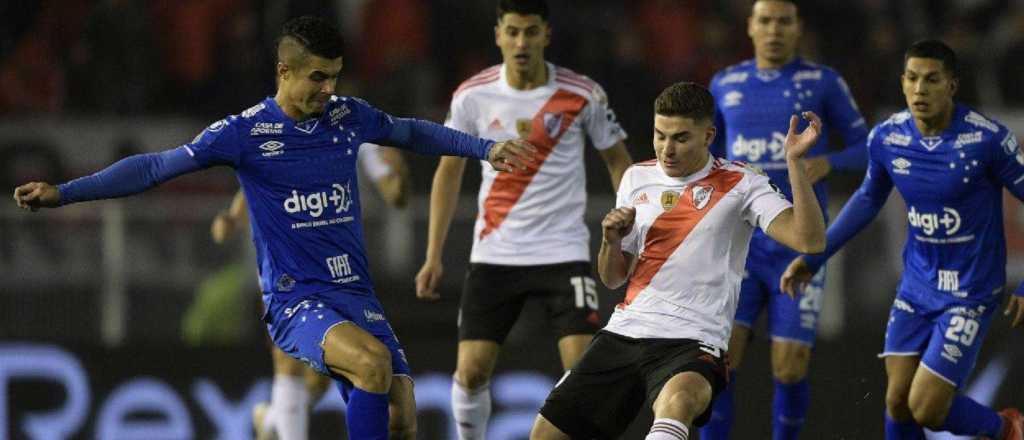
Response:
[965,111,999,133]
[792,69,822,82]
[718,72,748,86]
[883,132,912,146]
[241,103,266,118]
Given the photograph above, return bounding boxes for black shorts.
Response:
[539,331,730,439]
[458,261,601,343]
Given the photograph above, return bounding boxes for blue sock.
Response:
[938,395,1002,437]
[346,387,389,440]
[772,379,809,440]
[699,370,736,440]
[885,412,924,440]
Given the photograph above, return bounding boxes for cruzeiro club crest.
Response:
[691,184,714,210]
[660,190,680,210]
[516,119,532,139]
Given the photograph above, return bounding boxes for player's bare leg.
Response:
[725,325,751,369]
[884,356,919,422]
[452,340,500,439]
[388,375,417,439]
[529,414,571,440]
[907,366,955,429]
[770,340,810,384]
[648,371,713,439]
[556,334,592,369]
[302,366,331,402]
[322,322,396,439]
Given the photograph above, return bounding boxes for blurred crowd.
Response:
[3,0,1023,126]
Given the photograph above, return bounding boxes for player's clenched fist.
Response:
[602,206,636,244]
[12,182,60,211]
[487,139,538,173]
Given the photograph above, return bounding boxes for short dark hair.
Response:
[497,0,549,21]
[753,0,800,12]
[654,82,715,122]
[904,39,958,78]
[278,16,345,61]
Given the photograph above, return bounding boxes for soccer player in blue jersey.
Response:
[702,1,869,439]
[782,39,1024,440]
[12,16,536,440]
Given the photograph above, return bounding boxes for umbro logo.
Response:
[259,140,284,157]
[892,157,911,175]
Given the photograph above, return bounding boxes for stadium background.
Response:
[2,0,1024,438]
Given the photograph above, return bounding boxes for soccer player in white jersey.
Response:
[529,82,826,440]
[413,1,633,438]
[209,144,408,440]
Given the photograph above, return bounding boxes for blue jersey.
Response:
[185,96,398,298]
[710,58,868,253]
[810,105,1024,305]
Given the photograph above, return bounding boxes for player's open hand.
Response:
[784,111,823,161]
[1006,295,1024,328]
[13,182,60,211]
[780,256,814,298]
[415,260,443,301]
[602,206,636,245]
[487,139,538,173]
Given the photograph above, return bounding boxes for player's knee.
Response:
[388,420,416,440]
[653,389,709,422]
[454,364,492,390]
[884,388,912,419]
[771,346,810,383]
[348,344,392,392]
[907,393,947,429]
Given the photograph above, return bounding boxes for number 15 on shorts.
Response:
[571,276,598,310]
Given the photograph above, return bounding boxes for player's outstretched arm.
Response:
[414,155,467,301]
[211,190,249,244]
[381,118,537,172]
[13,147,202,212]
[598,206,636,289]
[598,142,633,192]
[766,112,826,254]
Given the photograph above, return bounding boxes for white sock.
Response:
[646,418,689,440]
[271,374,310,440]
[451,378,491,440]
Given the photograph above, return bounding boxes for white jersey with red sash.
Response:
[604,157,792,350]
[445,62,627,265]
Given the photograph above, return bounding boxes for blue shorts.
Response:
[733,243,825,346]
[880,291,997,388]
[262,289,411,398]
